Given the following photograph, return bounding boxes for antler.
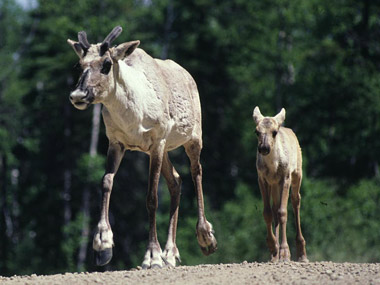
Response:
[78,31,91,52]
[100,26,123,56]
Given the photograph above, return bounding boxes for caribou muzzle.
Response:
[258,134,271,155]
[69,89,92,110]
[258,145,270,155]
[70,69,94,110]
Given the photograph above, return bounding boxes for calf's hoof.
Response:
[298,255,309,263]
[270,254,279,263]
[94,248,113,266]
[279,246,291,262]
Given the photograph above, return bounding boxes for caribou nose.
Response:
[69,90,90,110]
[258,146,270,155]
[69,90,86,102]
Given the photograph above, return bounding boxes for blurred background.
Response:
[1,0,380,277]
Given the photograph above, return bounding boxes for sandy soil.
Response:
[1,261,380,285]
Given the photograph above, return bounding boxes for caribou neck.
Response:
[101,58,159,137]
[102,62,133,112]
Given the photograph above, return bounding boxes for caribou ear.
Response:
[67,39,84,58]
[274,108,286,125]
[253,106,264,124]
[111,40,140,61]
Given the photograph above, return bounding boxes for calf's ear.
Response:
[274,108,286,125]
[111,40,140,61]
[253,106,264,124]
[67,39,84,58]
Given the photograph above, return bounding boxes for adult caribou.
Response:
[67,26,217,269]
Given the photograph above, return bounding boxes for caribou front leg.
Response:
[142,140,166,269]
[185,140,217,256]
[258,178,278,262]
[93,142,125,266]
[278,177,291,262]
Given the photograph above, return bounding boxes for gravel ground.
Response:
[1,261,380,285]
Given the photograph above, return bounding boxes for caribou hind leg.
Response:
[142,140,166,269]
[161,152,182,267]
[93,142,125,266]
[184,139,217,256]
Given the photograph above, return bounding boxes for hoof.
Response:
[197,220,218,256]
[162,247,181,267]
[279,246,291,262]
[270,256,279,263]
[298,255,309,263]
[151,263,162,269]
[162,254,181,267]
[200,241,217,256]
[94,248,113,266]
[141,245,164,269]
[141,263,163,270]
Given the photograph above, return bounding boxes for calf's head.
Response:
[67,26,140,110]
[253,106,286,155]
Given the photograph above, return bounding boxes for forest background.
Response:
[1,0,380,276]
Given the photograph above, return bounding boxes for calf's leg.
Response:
[184,139,217,256]
[278,178,291,261]
[161,152,182,267]
[271,184,281,261]
[291,173,308,262]
[93,142,125,266]
[258,178,278,262]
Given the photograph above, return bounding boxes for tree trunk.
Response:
[63,100,72,228]
[0,155,10,275]
[161,0,174,60]
[360,0,369,58]
[77,103,101,270]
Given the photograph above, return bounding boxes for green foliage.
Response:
[62,213,89,272]
[338,179,380,262]
[75,154,106,185]
[300,178,343,261]
[211,183,267,263]
[7,228,42,276]
[300,177,380,262]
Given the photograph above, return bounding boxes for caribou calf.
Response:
[253,106,308,262]
[67,26,217,269]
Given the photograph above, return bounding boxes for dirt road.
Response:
[1,261,380,284]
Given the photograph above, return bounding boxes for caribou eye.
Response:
[101,58,112,75]
[273,131,278,137]
[255,130,260,136]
